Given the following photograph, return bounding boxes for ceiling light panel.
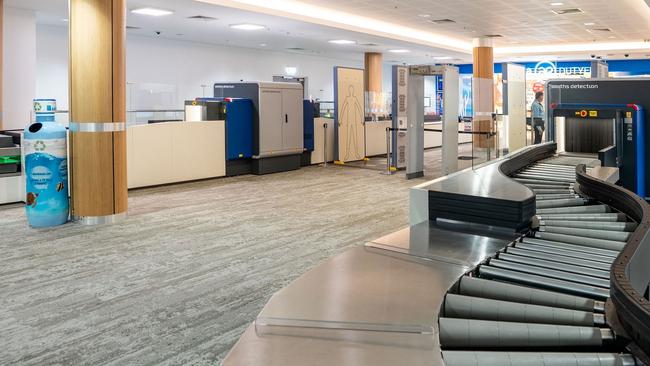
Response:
[131,7,173,16]
[229,23,266,30]
[328,39,356,44]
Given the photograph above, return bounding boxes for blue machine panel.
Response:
[303,100,315,152]
[225,99,254,160]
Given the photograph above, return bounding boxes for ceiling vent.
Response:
[429,18,456,24]
[359,43,379,47]
[483,34,503,38]
[552,8,584,15]
[126,25,142,30]
[593,28,612,32]
[188,15,217,21]
[286,47,306,51]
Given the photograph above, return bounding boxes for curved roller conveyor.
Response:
[439,155,644,365]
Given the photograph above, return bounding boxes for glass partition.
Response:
[318,101,335,119]
[43,110,185,127]
[471,76,498,168]
[364,91,390,122]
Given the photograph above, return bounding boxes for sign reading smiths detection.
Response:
[527,61,591,76]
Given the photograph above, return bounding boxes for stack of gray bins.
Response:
[0,134,20,174]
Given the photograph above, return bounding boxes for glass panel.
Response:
[471,76,496,168]
[318,101,335,118]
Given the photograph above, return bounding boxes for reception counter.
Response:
[127,121,226,189]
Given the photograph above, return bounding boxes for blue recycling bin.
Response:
[23,121,69,227]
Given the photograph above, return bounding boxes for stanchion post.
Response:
[381,127,392,175]
[487,132,492,162]
[322,122,328,167]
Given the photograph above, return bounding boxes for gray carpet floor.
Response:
[0,157,456,366]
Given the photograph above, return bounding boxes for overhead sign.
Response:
[527,61,591,76]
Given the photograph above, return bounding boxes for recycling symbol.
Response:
[34,102,42,112]
[34,140,46,151]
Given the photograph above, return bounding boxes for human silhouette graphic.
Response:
[339,85,363,161]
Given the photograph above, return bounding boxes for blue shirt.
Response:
[531,100,545,121]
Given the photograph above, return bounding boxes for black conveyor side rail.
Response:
[576,164,650,363]
[498,143,557,176]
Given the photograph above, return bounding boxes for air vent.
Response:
[483,34,503,38]
[286,47,306,51]
[429,18,456,24]
[552,8,583,15]
[126,25,142,30]
[593,28,612,32]
[188,15,217,21]
[359,43,379,47]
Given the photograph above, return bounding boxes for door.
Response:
[282,88,304,152]
[259,89,283,155]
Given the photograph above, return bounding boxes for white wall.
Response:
[3,7,37,130]
[34,24,364,112]
[35,24,68,112]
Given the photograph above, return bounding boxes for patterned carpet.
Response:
[0,162,433,366]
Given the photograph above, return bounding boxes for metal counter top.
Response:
[222,227,515,365]
[256,246,467,335]
[366,221,515,268]
[417,162,534,203]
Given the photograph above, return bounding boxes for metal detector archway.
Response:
[392,65,460,179]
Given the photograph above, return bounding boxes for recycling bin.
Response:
[23,121,69,227]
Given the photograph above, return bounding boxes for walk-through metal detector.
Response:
[392,65,459,179]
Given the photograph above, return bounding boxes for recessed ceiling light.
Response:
[389,49,410,53]
[608,36,616,39]
[131,7,173,16]
[260,43,267,47]
[584,22,595,26]
[328,39,356,45]
[433,56,453,60]
[229,23,266,31]
[550,2,564,6]
[552,8,583,15]
[418,14,431,18]
[428,18,456,24]
[188,15,217,21]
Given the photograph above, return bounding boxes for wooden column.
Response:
[364,52,383,95]
[472,38,494,149]
[69,0,127,224]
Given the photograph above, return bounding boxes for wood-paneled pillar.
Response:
[472,38,494,149]
[69,0,127,224]
[364,52,383,95]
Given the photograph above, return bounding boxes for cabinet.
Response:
[257,82,304,158]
